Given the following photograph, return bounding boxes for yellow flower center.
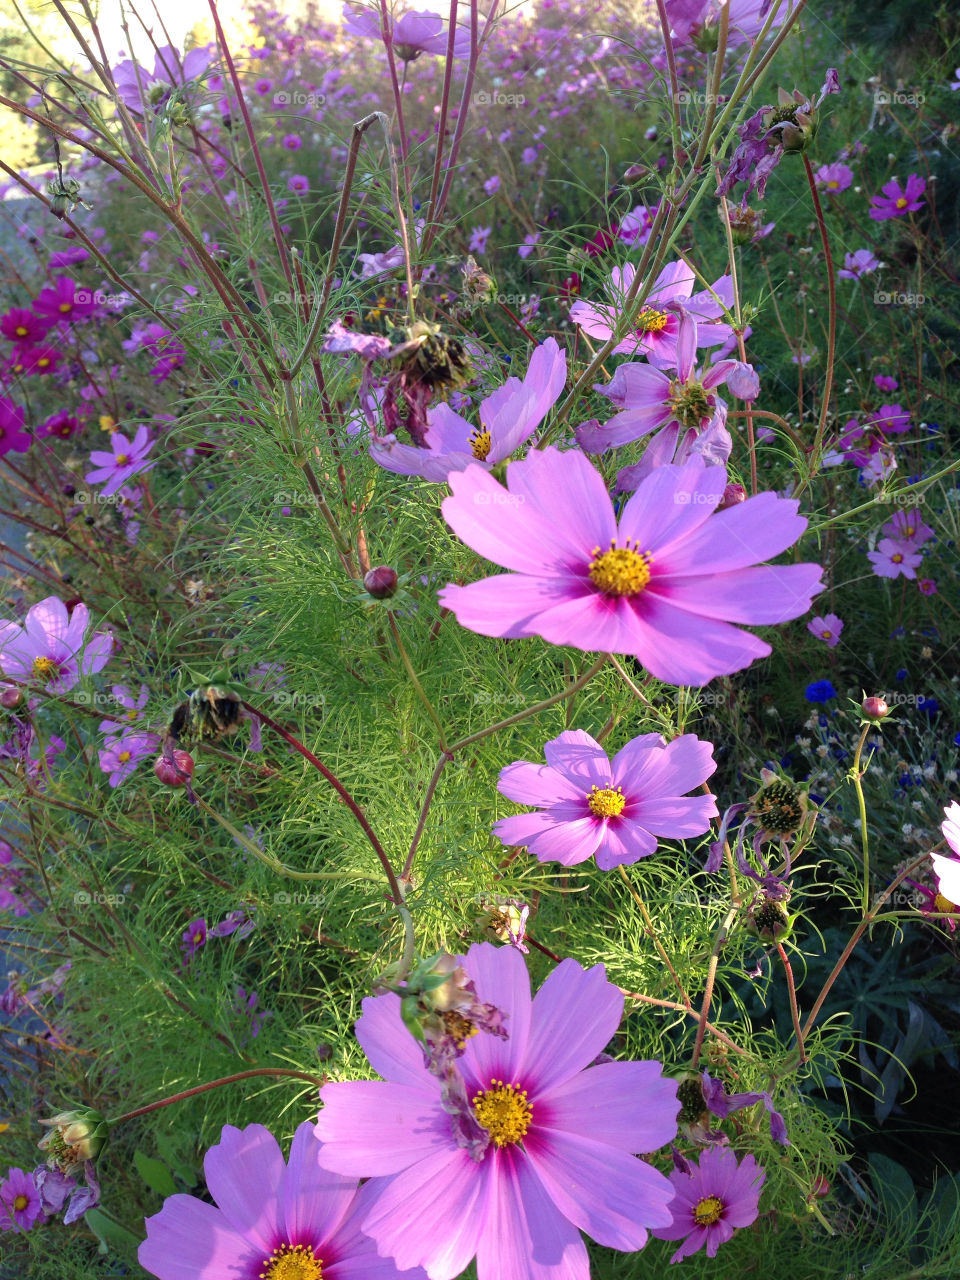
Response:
[821,630,831,639]
[903,525,915,536]
[587,785,626,818]
[637,306,670,333]
[892,553,903,563]
[32,655,59,680]
[259,1243,322,1280]
[934,893,957,915]
[118,750,132,763]
[37,357,51,367]
[100,415,117,432]
[126,708,138,720]
[895,197,908,209]
[588,540,652,597]
[441,1009,479,1049]
[115,453,130,465]
[14,325,27,337]
[470,428,492,461]
[58,302,73,313]
[827,180,839,189]
[13,1194,29,1212]
[472,1079,532,1147]
[694,1195,724,1226]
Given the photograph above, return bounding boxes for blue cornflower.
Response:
[806,680,838,704]
[917,697,940,716]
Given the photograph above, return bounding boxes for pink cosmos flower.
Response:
[112,44,213,113]
[838,249,882,279]
[100,683,150,736]
[814,162,853,192]
[343,3,470,57]
[807,613,843,647]
[32,277,99,325]
[869,174,926,221]
[0,596,112,694]
[370,338,566,480]
[0,1167,44,1232]
[569,260,733,367]
[288,174,310,194]
[438,449,823,686]
[314,943,681,1280]
[84,425,155,495]
[652,1146,765,1262]
[98,730,161,787]
[866,402,910,435]
[469,225,492,254]
[494,728,717,868]
[11,345,62,376]
[576,313,748,478]
[0,397,32,455]
[881,508,933,546]
[38,410,80,441]
[867,537,922,579]
[139,1120,419,1280]
[918,577,937,596]
[874,374,898,393]
[0,307,50,344]
[931,803,960,907]
[358,246,405,277]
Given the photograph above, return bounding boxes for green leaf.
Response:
[84,1208,143,1255]
[134,1149,178,1198]
[868,1152,918,1231]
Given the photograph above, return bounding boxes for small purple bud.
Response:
[364,566,399,599]
[717,483,747,511]
[727,361,760,400]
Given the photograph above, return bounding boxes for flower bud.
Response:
[460,255,497,307]
[154,749,194,786]
[746,893,792,942]
[717,483,747,511]
[861,695,889,721]
[364,566,399,600]
[38,1107,109,1175]
[0,686,23,709]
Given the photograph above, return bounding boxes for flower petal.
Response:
[522,960,622,1094]
[139,1195,259,1280]
[202,1125,284,1253]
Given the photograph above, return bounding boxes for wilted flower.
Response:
[38,1107,108,1176]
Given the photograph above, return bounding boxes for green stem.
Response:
[849,723,872,915]
[108,1068,325,1126]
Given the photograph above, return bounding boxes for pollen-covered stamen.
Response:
[13,1194,29,1212]
[472,1079,533,1147]
[895,197,908,209]
[259,1242,322,1280]
[588,539,652,597]
[750,781,805,835]
[588,785,627,818]
[668,379,712,430]
[693,1194,724,1226]
[115,453,130,466]
[470,428,493,461]
[441,1009,480,1049]
[32,655,60,681]
[635,306,670,334]
[934,892,958,916]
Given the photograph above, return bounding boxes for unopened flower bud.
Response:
[460,255,497,307]
[364,566,399,599]
[154,749,194,786]
[718,483,747,510]
[861,695,889,721]
[38,1107,109,1175]
[0,687,23,709]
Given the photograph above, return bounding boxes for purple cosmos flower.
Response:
[84,425,155,495]
[38,410,80,441]
[281,133,302,150]
[100,682,150,736]
[98,730,160,787]
[838,249,882,279]
[33,1164,99,1225]
[881,508,933,546]
[0,307,50,344]
[701,1071,789,1145]
[869,174,926,221]
[343,3,470,58]
[483,175,501,195]
[494,728,717,868]
[315,943,681,1280]
[517,231,541,259]
[181,916,207,959]
[48,246,89,270]
[288,174,310,194]
[112,44,213,113]
[323,319,393,359]
[931,803,960,906]
[32,276,99,324]
[0,596,112,693]
[570,260,733,366]
[211,908,256,940]
[0,397,32,455]
[814,162,852,192]
[139,1120,419,1280]
[11,345,62,376]
[652,1146,765,1262]
[370,337,566,480]
[874,374,898,393]
[468,225,492,255]
[438,449,822,686]
[918,577,937,596]
[358,246,405,277]
[0,1167,44,1232]
[807,613,843,647]
[576,312,745,478]
[867,538,922,579]
[618,203,657,245]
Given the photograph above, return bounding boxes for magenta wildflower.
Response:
[84,425,155,495]
[139,1121,418,1280]
[99,682,150,736]
[874,374,898,393]
[838,249,882,279]
[281,133,302,149]
[569,260,733,366]
[867,538,922,579]
[0,1167,44,1232]
[438,449,822,686]
[0,397,31,455]
[494,728,717,868]
[701,1072,789,1145]
[918,577,937,596]
[358,247,405,277]
[32,276,99,325]
[484,175,501,195]
[469,225,492,255]
[518,231,541,259]
[98,730,161,787]
[652,1146,765,1262]
[112,44,213,113]
[211,908,256,940]
[869,174,926,221]
[0,307,50,344]
[38,410,80,441]
[881,508,933,546]
[315,944,681,1280]
[0,596,112,693]
[181,916,207,959]
[343,2,470,58]
[13,345,62,376]
[370,338,566,480]
[807,613,843,647]
[288,174,310,194]
[867,402,910,435]
[814,162,852,192]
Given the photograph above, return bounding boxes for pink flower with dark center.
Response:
[12,345,62,376]
[288,174,310,194]
[874,374,898,392]
[38,410,80,441]
[881,508,933,546]
[370,338,566,480]
[181,916,208,959]
[98,730,161,787]
[84,425,155,495]
[0,596,113,694]
[281,133,302,149]
[99,683,150,737]
[494,728,717,868]
[32,277,99,325]
[314,943,681,1280]
[0,307,50,344]
[139,1121,419,1280]
[569,260,733,367]
[867,538,922,579]
[0,1167,44,1232]
[918,577,937,596]
[0,397,32,455]
[867,402,910,435]
[807,613,843,647]
[652,1146,765,1261]
[437,448,823,686]
[869,174,926,220]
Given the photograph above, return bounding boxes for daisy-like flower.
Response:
[98,729,161,787]
[0,307,50,344]
[0,397,32,456]
[181,916,208,959]
[652,1146,765,1262]
[12,345,62,377]
[288,174,310,194]
[139,1120,420,1280]
[32,277,100,325]
[838,249,882,279]
[569,260,733,367]
[370,338,566,481]
[112,44,213,114]
[343,2,470,58]
[807,613,843,647]
[494,728,718,868]
[100,683,151,736]
[438,449,822,686]
[0,596,112,694]
[315,943,681,1280]
[814,162,853,192]
[37,410,80,441]
[881,508,933,546]
[866,402,910,435]
[930,802,960,908]
[84,425,155,496]
[0,1166,44,1232]
[869,174,926,221]
[867,538,922,580]
[918,577,937,596]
